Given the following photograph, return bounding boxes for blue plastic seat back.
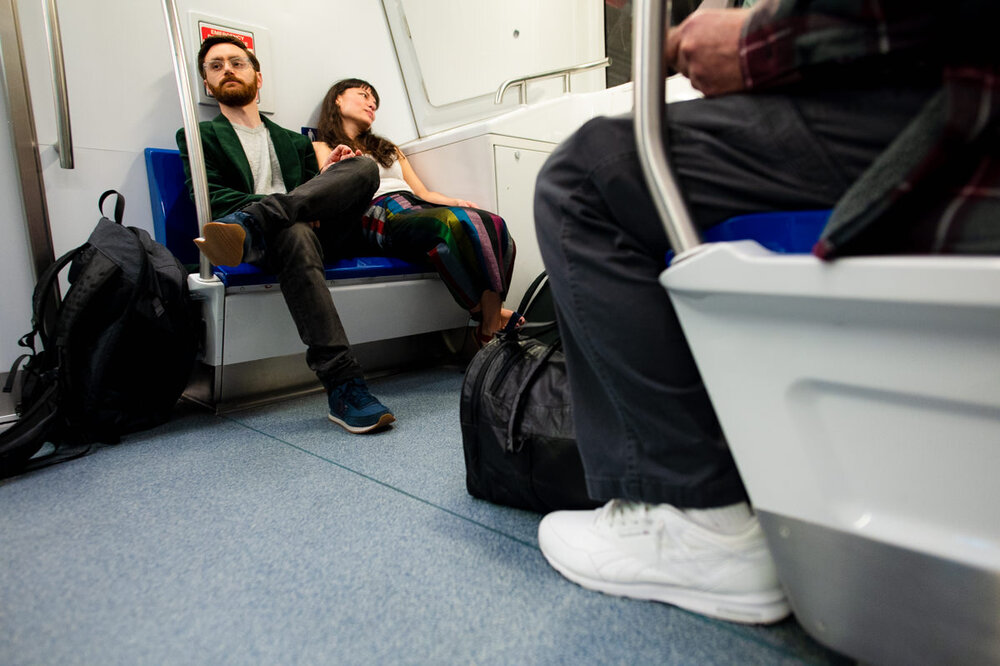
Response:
[144,148,200,267]
[143,148,431,286]
[703,210,830,252]
[665,209,831,265]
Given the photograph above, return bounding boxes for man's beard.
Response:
[207,76,258,106]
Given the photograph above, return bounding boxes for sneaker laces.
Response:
[596,500,674,560]
[595,499,654,528]
[343,378,378,408]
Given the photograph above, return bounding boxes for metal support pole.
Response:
[161,0,213,279]
[632,0,701,255]
[41,0,72,169]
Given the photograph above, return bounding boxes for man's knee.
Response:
[333,156,379,196]
[352,155,380,190]
[540,116,631,181]
[534,116,632,249]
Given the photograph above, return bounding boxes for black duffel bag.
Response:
[459,273,600,513]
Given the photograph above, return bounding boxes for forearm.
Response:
[420,191,457,206]
[414,188,476,209]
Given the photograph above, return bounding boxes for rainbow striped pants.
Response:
[362,191,516,310]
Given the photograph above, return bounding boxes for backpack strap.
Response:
[0,381,60,478]
[31,244,85,348]
[52,252,122,347]
[98,189,125,225]
[2,354,31,393]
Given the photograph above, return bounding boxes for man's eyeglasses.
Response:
[203,57,253,74]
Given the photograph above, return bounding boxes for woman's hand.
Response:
[320,144,363,172]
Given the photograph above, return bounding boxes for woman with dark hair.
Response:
[315,78,519,346]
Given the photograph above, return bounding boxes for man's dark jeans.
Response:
[244,156,379,389]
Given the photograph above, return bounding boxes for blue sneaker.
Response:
[327,378,395,433]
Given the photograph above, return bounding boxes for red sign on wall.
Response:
[198,21,255,52]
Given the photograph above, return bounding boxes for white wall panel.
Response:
[401,0,604,106]
[386,0,606,136]
[8,0,415,263]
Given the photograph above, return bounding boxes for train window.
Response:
[382,0,607,136]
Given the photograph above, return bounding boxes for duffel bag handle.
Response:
[505,340,562,453]
[516,271,548,314]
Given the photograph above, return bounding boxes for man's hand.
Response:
[320,144,363,173]
[666,9,749,97]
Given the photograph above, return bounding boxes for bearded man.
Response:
[176,35,394,433]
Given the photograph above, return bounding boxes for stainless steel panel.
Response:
[0,0,57,284]
[759,510,1000,666]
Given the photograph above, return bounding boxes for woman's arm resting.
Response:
[399,151,480,208]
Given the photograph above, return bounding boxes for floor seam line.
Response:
[223,415,537,550]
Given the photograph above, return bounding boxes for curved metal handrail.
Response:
[494,57,611,105]
[632,0,700,256]
[161,0,213,279]
[41,0,72,169]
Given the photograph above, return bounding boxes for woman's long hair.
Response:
[317,78,398,167]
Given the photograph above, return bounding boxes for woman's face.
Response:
[336,87,377,132]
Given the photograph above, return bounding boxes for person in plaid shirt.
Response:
[676,0,1000,255]
[532,0,998,624]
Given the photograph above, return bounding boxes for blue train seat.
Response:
[701,209,829,252]
[142,148,430,286]
[666,209,831,265]
[143,147,467,410]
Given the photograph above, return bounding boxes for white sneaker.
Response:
[538,499,790,624]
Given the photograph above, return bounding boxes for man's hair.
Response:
[197,35,261,80]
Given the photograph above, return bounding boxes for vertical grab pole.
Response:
[633,0,701,257]
[160,0,213,280]
[1,0,57,290]
[40,0,72,169]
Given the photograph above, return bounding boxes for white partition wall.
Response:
[383,0,606,137]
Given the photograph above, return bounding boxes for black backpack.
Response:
[460,272,600,512]
[0,190,198,479]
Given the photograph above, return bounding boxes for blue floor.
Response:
[1,366,850,665]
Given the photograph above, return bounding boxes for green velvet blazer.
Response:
[176,113,319,219]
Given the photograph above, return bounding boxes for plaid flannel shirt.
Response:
[738,0,1000,257]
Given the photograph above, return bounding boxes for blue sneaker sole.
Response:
[328,412,396,434]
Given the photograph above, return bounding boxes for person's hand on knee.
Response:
[666,8,749,97]
[320,144,363,172]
